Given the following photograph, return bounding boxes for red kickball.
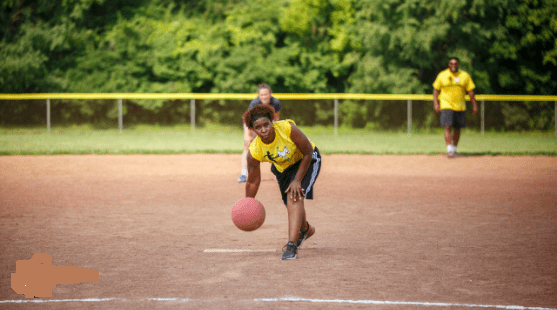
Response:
[231,198,265,231]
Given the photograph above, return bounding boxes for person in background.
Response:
[237,83,281,182]
[433,57,478,158]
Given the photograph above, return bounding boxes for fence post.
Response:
[334,98,338,136]
[481,100,485,134]
[555,101,556,136]
[407,99,412,135]
[191,98,195,132]
[118,98,123,132]
[46,98,50,134]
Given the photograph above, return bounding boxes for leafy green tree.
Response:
[344,0,555,130]
[489,0,557,95]
[1,0,555,130]
[0,0,149,93]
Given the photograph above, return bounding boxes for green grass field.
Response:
[1,124,556,156]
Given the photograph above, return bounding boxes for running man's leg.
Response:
[441,109,454,147]
[445,126,457,157]
[441,109,458,157]
[452,127,461,147]
[444,126,452,146]
[452,111,465,149]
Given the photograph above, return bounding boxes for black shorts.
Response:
[440,109,466,128]
[271,147,322,205]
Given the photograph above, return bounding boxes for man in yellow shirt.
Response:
[433,57,478,158]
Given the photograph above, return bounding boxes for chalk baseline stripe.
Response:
[147,298,191,302]
[1,296,555,309]
[255,296,556,310]
[203,249,276,253]
[0,298,192,304]
[0,298,117,303]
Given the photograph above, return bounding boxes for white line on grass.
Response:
[0,296,555,309]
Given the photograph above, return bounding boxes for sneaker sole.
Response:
[281,255,299,260]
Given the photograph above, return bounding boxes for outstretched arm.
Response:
[286,123,313,201]
[245,151,261,198]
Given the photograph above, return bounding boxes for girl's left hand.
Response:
[286,180,304,202]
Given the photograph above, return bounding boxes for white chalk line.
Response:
[0,296,555,309]
[0,298,118,303]
[147,298,192,302]
[203,248,276,253]
[0,298,189,304]
[256,296,556,309]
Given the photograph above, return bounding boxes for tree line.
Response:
[1,0,556,130]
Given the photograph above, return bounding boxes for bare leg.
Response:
[452,128,461,147]
[444,126,452,145]
[285,196,307,243]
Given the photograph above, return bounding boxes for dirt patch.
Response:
[1,155,556,309]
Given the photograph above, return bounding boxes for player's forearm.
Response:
[433,89,440,105]
[293,154,312,183]
[245,181,260,198]
[468,91,477,105]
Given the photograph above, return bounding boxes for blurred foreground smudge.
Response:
[11,253,99,298]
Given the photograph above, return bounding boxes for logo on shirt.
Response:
[263,146,291,163]
[277,146,290,160]
[264,151,279,163]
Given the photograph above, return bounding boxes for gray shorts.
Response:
[440,109,466,128]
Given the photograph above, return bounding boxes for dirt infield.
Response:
[1,154,556,309]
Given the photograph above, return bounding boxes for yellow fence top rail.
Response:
[0,93,556,101]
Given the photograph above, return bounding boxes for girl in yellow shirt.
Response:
[244,104,321,260]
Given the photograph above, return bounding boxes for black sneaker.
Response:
[281,241,298,260]
[296,222,315,248]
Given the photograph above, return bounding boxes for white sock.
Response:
[447,145,453,152]
[453,145,457,153]
[241,169,247,176]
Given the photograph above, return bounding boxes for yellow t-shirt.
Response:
[249,120,315,173]
[432,69,476,111]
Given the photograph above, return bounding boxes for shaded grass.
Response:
[1,124,556,156]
